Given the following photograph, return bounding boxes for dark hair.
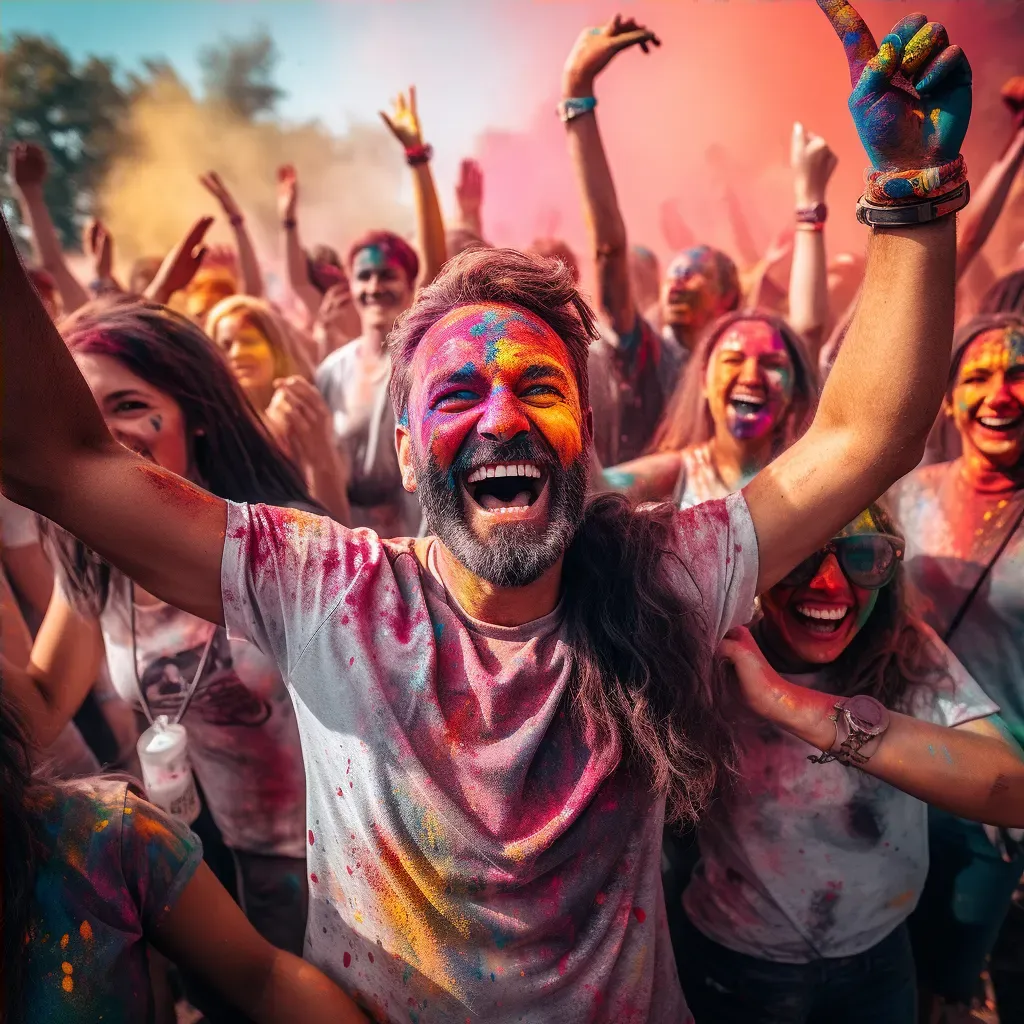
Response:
[50,296,316,614]
[0,696,51,1023]
[980,269,1024,315]
[792,503,947,711]
[650,310,819,454]
[388,248,739,824]
[664,245,741,312]
[528,238,581,285]
[347,230,420,288]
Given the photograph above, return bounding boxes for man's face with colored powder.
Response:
[660,247,730,332]
[949,327,1024,471]
[351,245,413,332]
[397,302,590,587]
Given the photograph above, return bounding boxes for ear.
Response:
[396,424,417,493]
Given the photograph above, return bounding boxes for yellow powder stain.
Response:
[354,911,364,924]
[123,806,133,814]
[420,808,446,853]
[984,510,994,521]
[887,889,915,909]
[62,976,74,994]
[60,934,69,950]
[61,962,73,975]
[94,819,109,832]
[79,921,93,941]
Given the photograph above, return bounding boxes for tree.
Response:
[0,34,129,247]
[199,28,284,122]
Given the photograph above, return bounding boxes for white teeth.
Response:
[465,463,542,484]
[980,417,1018,428]
[796,605,848,621]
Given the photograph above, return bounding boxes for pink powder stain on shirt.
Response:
[308,830,315,846]
[633,908,647,924]
[343,951,352,968]
[310,872,319,884]
[368,952,374,964]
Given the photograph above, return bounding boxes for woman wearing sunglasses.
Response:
[674,504,1024,1024]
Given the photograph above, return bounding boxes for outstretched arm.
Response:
[276,165,322,323]
[0,214,227,624]
[599,452,683,503]
[723,628,1024,828]
[200,171,264,297]
[381,87,447,287]
[746,2,971,593]
[563,16,659,338]
[8,143,90,315]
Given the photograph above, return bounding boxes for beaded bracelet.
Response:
[405,143,433,167]
[864,155,967,207]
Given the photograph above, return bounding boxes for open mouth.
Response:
[977,414,1023,432]
[729,392,768,421]
[463,462,546,513]
[792,602,850,635]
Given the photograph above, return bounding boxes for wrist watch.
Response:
[808,694,890,767]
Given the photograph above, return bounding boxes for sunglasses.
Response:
[778,534,905,591]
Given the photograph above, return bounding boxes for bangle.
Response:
[405,143,433,166]
[864,155,967,207]
[282,218,297,230]
[229,214,244,228]
[856,181,970,228]
[795,202,827,227]
[795,222,825,233]
[558,96,597,123]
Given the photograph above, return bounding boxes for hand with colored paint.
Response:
[562,14,660,97]
[817,1,971,173]
[144,216,213,306]
[277,164,298,223]
[1003,76,1024,128]
[265,375,336,469]
[8,141,47,192]
[791,123,838,208]
[380,87,424,150]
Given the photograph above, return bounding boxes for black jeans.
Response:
[676,911,917,1024]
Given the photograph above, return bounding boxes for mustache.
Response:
[445,435,559,481]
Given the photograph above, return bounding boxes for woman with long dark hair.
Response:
[0,693,366,1024]
[601,311,819,507]
[2,297,314,1006]
[890,312,1024,1021]
[678,505,1024,1023]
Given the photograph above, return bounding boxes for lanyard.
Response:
[128,581,216,728]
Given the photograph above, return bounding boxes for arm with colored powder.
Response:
[562,16,660,341]
[277,165,323,324]
[0,212,228,625]
[598,451,683,503]
[788,123,838,356]
[745,2,971,593]
[8,142,90,316]
[955,79,1024,280]
[380,88,447,287]
[722,627,1024,828]
[200,170,265,298]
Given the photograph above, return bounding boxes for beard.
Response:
[415,435,588,588]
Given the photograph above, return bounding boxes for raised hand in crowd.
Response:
[276,163,324,323]
[706,142,761,272]
[312,278,361,361]
[380,86,446,286]
[658,198,695,254]
[144,215,213,307]
[82,218,121,295]
[8,141,90,316]
[454,157,485,238]
[199,169,264,297]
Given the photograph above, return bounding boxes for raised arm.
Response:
[562,16,659,337]
[745,2,971,593]
[380,87,447,287]
[200,171,264,297]
[707,145,762,271]
[723,628,1024,828]
[0,214,227,624]
[956,78,1024,280]
[454,158,485,239]
[788,123,837,355]
[8,143,90,315]
[83,219,123,296]
[276,165,322,323]
[144,216,213,308]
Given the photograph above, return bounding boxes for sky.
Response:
[4,1,1022,280]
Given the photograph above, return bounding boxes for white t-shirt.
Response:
[0,493,40,548]
[684,624,998,962]
[99,582,306,858]
[221,492,759,1023]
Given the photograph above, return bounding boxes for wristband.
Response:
[282,218,297,230]
[856,181,970,228]
[864,155,967,207]
[558,96,597,123]
[808,695,890,767]
[229,214,244,228]
[405,143,433,166]
[795,203,827,227]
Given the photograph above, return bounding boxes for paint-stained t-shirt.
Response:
[889,460,1024,748]
[221,492,758,1023]
[674,442,730,509]
[684,624,996,963]
[22,780,202,1024]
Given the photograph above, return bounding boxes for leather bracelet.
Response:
[795,202,827,226]
[559,96,597,123]
[229,214,244,228]
[282,218,297,230]
[856,181,970,228]
[405,143,433,166]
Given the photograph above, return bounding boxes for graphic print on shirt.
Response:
[138,628,272,727]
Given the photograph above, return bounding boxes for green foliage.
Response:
[199,28,284,122]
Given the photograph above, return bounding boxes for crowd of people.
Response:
[2,3,1024,1022]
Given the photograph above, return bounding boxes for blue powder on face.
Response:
[353,245,389,274]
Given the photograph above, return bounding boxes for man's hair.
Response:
[528,238,581,285]
[650,310,820,454]
[347,230,420,288]
[388,247,741,824]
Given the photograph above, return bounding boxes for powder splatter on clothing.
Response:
[889,460,1024,748]
[220,493,758,1022]
[684,624,996,962]
[673,442,731,509]
[22,780,202,1023]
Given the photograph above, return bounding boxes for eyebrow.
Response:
[521,363,571,385]
[104,389,146,403]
